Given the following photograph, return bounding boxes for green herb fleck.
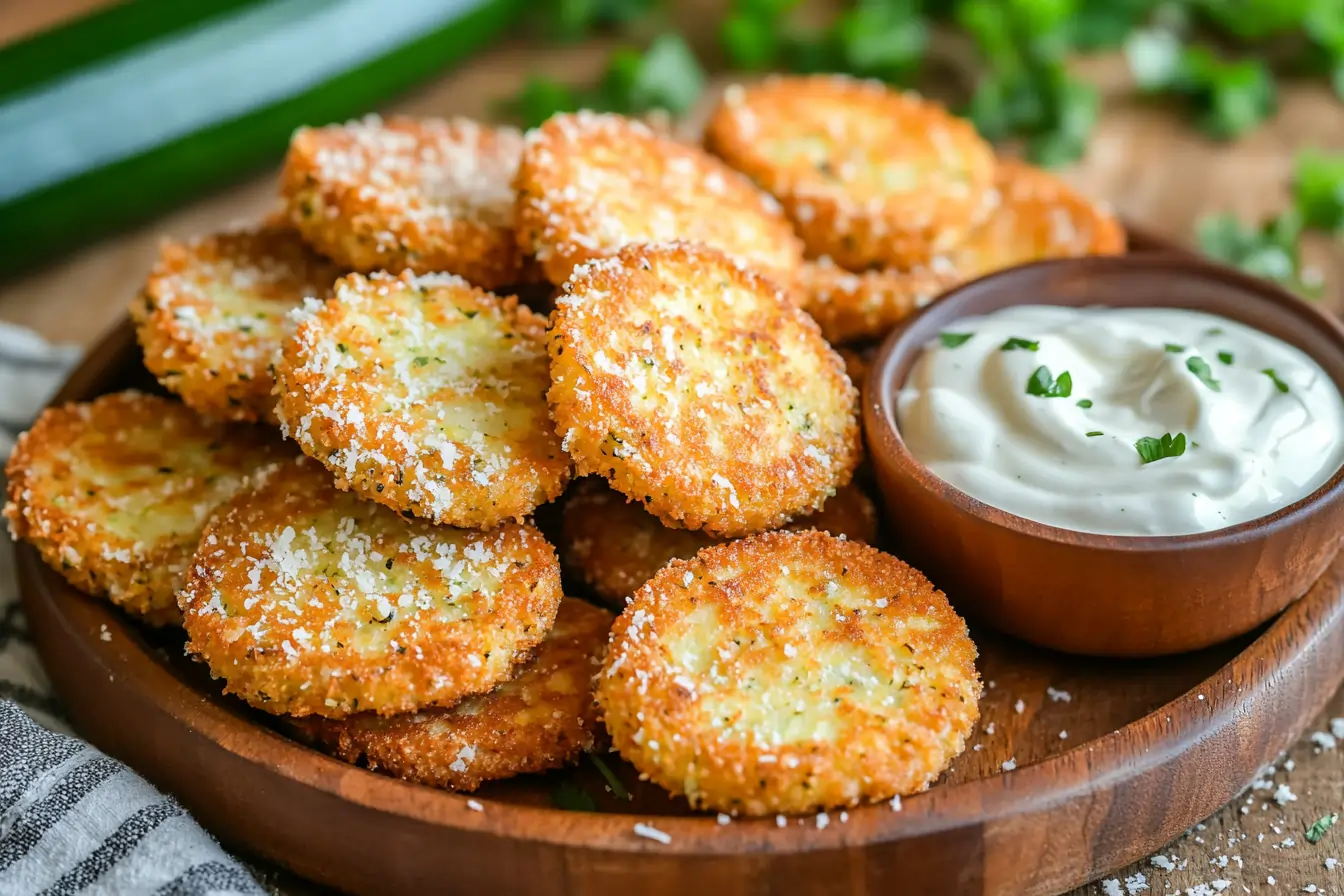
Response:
[1262,367,1291,393]
[940,332,974,348]
[1295,149,1344,233]
[1076,399,1093,408]
[1026,366,1073,398]
[550,780,597,812]
[588,752,631,801]
[1307,812,1339,844]
[1218,351,1235,365]
[1135,432,1187,464]
[1206,327,1224,336]
[336,343,347,354]
[1164,343,1185,353]
[1000,337,1040,351]
[1186,356,1222,392]
[413,356,430,367]
[1086,431,1103,437]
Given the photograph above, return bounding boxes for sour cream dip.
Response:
[896,305,1344,536]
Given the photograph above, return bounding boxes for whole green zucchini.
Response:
[0,0,521,273]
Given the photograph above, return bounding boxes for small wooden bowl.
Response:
[864,255,1344,657]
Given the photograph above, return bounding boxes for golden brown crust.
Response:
[561,478,879,607]
[704,76,997,270]
[3,392,285,625]
[514,111,803,285]
[178,456,564,718]
[946,157,1127,277]
[596,530,981,816]
[131,224,343,423]
[290,598,612,790]
[282,116,525,289]
[548,242,861,538]
[275,270,571,529]
[792,257,962,345]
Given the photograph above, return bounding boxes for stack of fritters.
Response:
[7,76,1122,814]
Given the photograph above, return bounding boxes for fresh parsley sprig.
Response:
[1026,365,1073,398]
[1135,432,1187,464]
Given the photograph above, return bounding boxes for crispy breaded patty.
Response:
[793,257,962,345]
[4,392,284,625]
[131,224,342,423]
[597,530,981,816]
[548,242,861,538]
[282,116,525,289]
[514,111,803,285]
[179,456,563,718]
[561,478,878,607]
[705,76,997,270]
[290,597,611,790]
[947,157,1126,278]
[275,271,570,529]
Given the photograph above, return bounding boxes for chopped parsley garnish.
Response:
[1135,432,1187,464]
[1026,365,1072,398]
[550,780,597,812]
[1206,327,1224,336]
[940,332,974,348]
[588,752,631,801]
[413,356,430,367]
[1218,350,1235,365]
[1262,367,1291,393]
[1186,356,1222,391]
[1164,343,1185,353]
[1307,812,1339,844]
[1000,336,1040,351]
[1086,430,1103,437]
[336,343,348,354]
[1076,399,1093,408]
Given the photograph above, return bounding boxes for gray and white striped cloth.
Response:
[0,322,264,895]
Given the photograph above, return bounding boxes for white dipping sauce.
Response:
[896,305,1344,536]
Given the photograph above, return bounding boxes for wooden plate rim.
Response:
[21,298,1344,860]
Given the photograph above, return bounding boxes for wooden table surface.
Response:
[4,3,1344,894]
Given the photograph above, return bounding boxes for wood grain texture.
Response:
[11,319,1344,895]
[866,255,1344,656]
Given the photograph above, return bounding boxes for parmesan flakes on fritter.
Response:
[4,391,285,625]
[514,111,803,285]
[291,597,611,790]
[283,116,526,288]
[275,270,570,529]
[705,75,997,271]
[132,224,342,423]
[178,456,564,718]
[597,530,981,816]
[548,242,861,538]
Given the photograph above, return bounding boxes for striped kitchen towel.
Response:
[0,322,264,895]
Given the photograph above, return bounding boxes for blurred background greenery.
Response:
[3,0,1341,291]
[504,0,1344,292]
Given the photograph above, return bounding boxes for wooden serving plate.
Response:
[19,228,1344,896]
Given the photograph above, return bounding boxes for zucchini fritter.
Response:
[282,116,525,288]
[4,392,284,625]
[561,478,878,607]
[947,157,1127,278]
[596,530,981,816]
[291,598,611,790]
[705,76,997,271]
[275,270,570,529]
[514,111,803,285]
[548,242,861,538]
[131,224,342,423]
[178,456,564,718]
[793,257,961,345]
